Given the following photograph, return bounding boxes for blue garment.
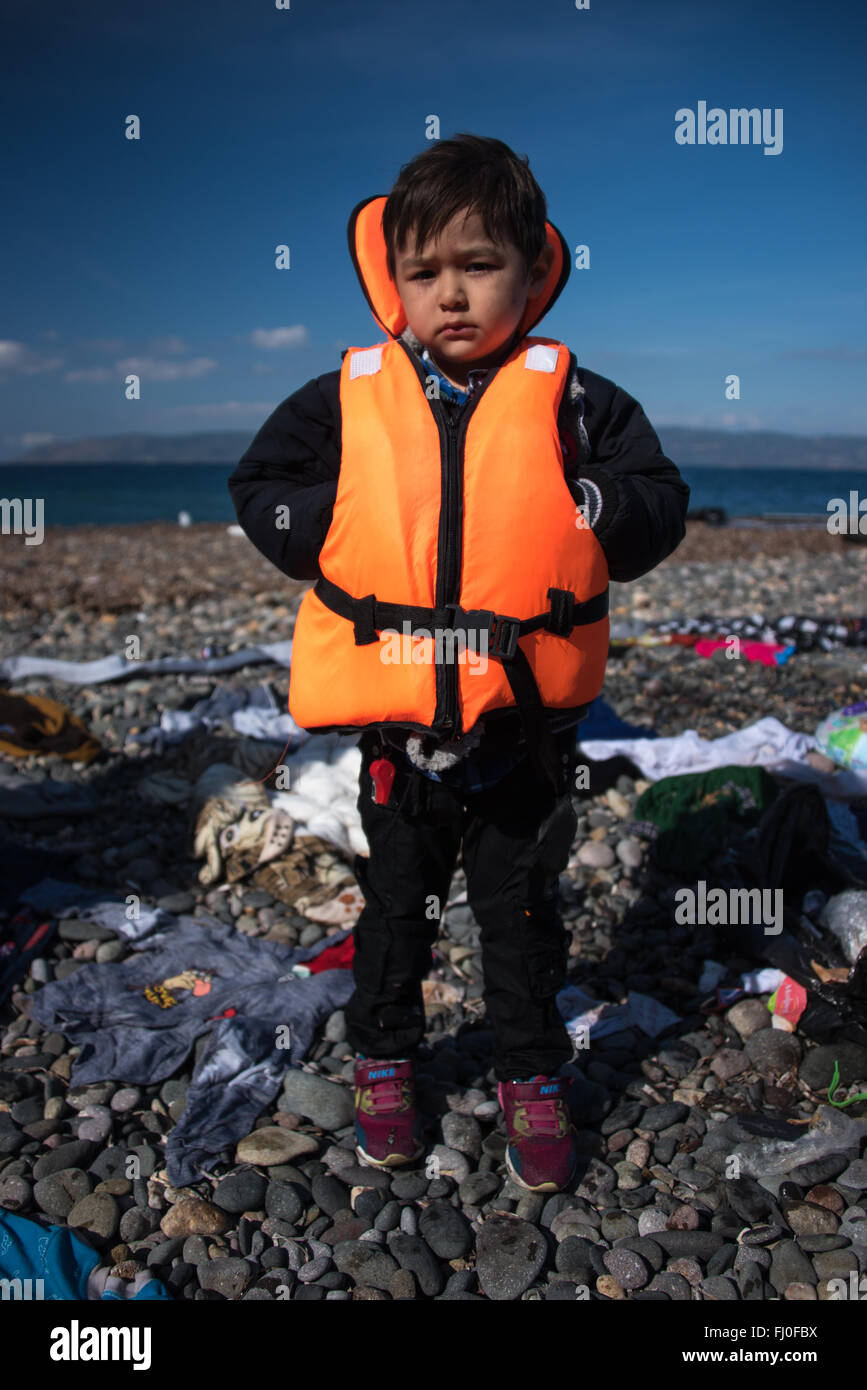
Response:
[0,1211,171,1300]
[29,901,355,1187]
[577,695,658,743]
[420,347,488,405]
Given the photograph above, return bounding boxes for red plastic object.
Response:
[369,757,396,805]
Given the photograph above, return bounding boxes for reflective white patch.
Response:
[349,346,384,378]
[524,344,559,373]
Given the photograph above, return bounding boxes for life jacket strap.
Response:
[314,575,607,652]
[312,574,608,793]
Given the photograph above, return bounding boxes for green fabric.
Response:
[632,764,780,875]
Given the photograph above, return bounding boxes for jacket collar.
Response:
[347,194,571,341]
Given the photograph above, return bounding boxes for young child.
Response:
[228,133,690,1193]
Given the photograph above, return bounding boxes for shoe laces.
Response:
[360,1078,411,1114]
[510,1078,570,1138]
[513,1098,569,1138]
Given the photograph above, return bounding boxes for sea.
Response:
[0,463,865,528]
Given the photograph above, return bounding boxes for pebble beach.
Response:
[1,518,867,1302]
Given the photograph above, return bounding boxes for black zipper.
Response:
[440,409,460,736]
[396,340,500,740]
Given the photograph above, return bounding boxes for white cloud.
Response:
[64,356,219,383]
[250,326,310,350]
[0,341,64,376]
[116,356,218,381]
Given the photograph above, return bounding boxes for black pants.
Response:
[344,726,580,1082]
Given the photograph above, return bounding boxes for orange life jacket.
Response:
[287,195,610,789]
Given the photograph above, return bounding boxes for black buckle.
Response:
[488,613,520,659]
[463,608,519,660]
[439,604,520,660]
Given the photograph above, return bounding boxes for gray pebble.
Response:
[324,1011,347,1043]
[278,1071,354,1130]
[616,839,643,869]
[603,1247,650,1290]
[388,1233,444,1297]
[110,1088,142,1114]
[331,1239,399,1290]
[577,841,616,869]
[33,1168,93,1219]
[32,1141,99,1180]
[744,1029,801,1076]
[374,1199,402,1233]
[0,1174,31,1211]
[264,1182,304,1224]
[197,1256,253,1299]
[214,1170,268,1214]
[837,1160,867,1192]
[476,1215,546,1300]
[441,1112,482,1160]
[67,1192,119,1241]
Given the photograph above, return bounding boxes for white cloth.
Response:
[269,733,368,860]
[581,714,867,798]
[0,640,295,685]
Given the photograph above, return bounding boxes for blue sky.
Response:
[2,0,865,457]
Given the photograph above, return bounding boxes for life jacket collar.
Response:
[347,195,571,341]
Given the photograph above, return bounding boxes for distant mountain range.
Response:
[5,426,867,469]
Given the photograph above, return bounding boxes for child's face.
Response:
[392,208,553,385]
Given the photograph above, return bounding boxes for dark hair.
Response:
[382,133,548,282]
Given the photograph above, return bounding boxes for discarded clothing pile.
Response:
[631,765,781,875]
[192,751,369,866]
[646,613,867,653]
[26,887,356,1187]
[697,783,867,1043]
[610,630,796,665]
[580,714,867,799]
[692,639,795,666]
[0,1210,171,1300]
[126,680,308,754]
[557,984,682,1046]
[0,688,102,764]
[0,640,295,686]
[189,762,357,911]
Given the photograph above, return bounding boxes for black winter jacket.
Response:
[227,345,689,593]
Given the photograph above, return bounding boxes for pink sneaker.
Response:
[353,1057,425,1168]
[497,1075,579,1193]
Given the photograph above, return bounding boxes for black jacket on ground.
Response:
[227,362,691,590]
